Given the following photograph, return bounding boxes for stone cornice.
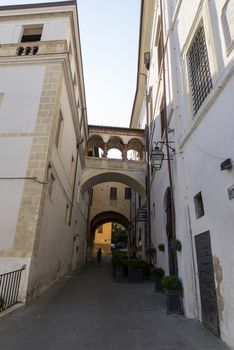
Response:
[88,125,145,137]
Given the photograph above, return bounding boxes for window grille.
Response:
[188,25,212,115]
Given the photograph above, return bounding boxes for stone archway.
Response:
[107,136,124,158]
[90,211,130,257]
[86,134,104,157]
[80,171,145,200]
[127,138,145,160]
[90,211,130,236]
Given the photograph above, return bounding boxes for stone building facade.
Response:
[0,1,89,301]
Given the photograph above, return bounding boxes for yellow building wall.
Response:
[93,222,112,256]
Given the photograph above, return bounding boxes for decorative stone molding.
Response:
[86,125,145,160]
[222,0,234,55]
[0,40,68,57]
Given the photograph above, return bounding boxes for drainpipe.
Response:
[159,0,177,272]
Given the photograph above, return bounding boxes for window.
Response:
[125,187,131,199]
[97,225,103,233]
[157,27,163,73]
[55,111,63,148]
[69,155,75,182]
[0,93,4,106]
[21,25,43,42]
[65,204,71,225]
[73,73,77,86]
[160,97,166,137]
[194,191,205,218]
[110,187,117,200]
[148,86,153,121]
[138,195,141,208]
[188,25,213,115]
[48,173,55,198]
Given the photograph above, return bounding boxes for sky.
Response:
[1,0,141,128]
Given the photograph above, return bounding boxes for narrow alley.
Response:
[0,259,230,350]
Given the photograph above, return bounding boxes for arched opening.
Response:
[127,138,144,160]
[86,134,104,157]
[81,172,145,199]
[107,136,124,159]
[107,148,122,159]
[82,172,145,260]
[127,149,140,160]
[164,187,178,275]
[90,211,130,257]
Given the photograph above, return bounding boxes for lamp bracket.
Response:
[153,141,175,153]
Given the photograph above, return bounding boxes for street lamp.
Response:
[151,141,175,170]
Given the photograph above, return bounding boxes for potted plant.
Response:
[126,259,146,283]
[161,275,183,314]
[151,267,165,292]
[170,239,182,252]
[158,243,165,252]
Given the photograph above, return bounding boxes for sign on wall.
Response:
[137,209,147,222]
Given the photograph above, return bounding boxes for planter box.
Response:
[154,277,163,292]
[165,289,183,314]
[128,267,144,283]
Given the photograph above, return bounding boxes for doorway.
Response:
[195,231,220,336]
[165,188,177,275]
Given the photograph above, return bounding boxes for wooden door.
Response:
[195,231,220,336]
[165,188,177,275]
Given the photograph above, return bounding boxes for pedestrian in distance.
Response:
[97,248,102,265]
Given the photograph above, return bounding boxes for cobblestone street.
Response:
[0,259,231,350]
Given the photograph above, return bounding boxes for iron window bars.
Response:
[188,25,213,115]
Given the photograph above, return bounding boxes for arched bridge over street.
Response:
[80,125,147,198]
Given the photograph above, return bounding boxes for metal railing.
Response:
[0,266,26,312]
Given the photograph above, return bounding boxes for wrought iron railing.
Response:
[0,266,26,312]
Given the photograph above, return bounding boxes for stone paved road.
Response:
[0,258,231,350]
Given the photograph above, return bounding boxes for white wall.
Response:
[0,17,70,44]
[0,65,45,252]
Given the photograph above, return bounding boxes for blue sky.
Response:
[1,0,141,128]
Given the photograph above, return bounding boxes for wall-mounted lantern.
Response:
[150,141,175,170]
